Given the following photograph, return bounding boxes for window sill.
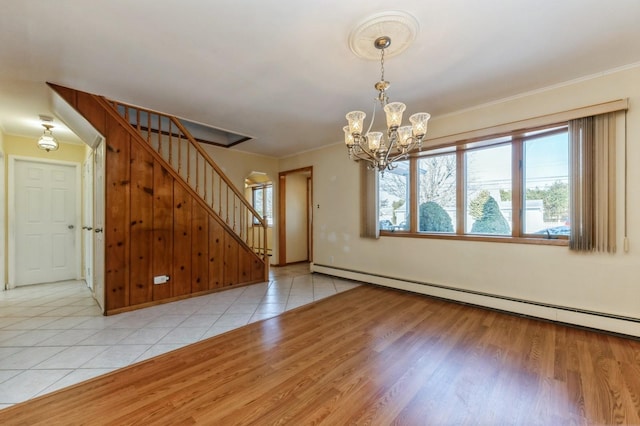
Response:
[379,231,568,246]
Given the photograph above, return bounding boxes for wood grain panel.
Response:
[3,285,640,424]
[104,117,130,311]
[208,217,224,289]
[251,253,264,282]
[223,232,239,287]
[128,143,154,305]
[172,183,192,296]
[76,91,107,136]
[191,199,209,293]
[152,162,174,300]
[238,246,251,284]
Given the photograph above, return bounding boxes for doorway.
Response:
[278,166,312,266]
[8,157,81,287]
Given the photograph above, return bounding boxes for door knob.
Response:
[94,228,103,233]
[68,225,75,229]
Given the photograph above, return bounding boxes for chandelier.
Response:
[37,123,59,152]
[344,35,430,172]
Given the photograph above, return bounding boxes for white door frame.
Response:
[7,155,82,289]
[82,152,94,290]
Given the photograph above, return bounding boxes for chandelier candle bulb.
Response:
[346,111,366,135]
[409,113,431,138]
[397,126,413,147]
[383,102,406,128]
[343,126,355,146]
[367,132,383,152]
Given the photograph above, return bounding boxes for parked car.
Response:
[379,220,394,230]
[534,225,570,237]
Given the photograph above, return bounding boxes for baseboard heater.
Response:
[311,263,640,339]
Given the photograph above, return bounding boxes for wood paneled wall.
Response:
[49,84,265,315]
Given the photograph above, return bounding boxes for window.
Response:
[523,130,569,236]
[252,184,273,226]
[377,124,570,242]
[378,161,410,231]
[466,143,512,235]
[418,153,456,233]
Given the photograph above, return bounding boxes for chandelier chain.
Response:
[380,48,385,82]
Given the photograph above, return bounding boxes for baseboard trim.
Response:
[311,263,640,338]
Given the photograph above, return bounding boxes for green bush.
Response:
[470,196,510,234]
[419,201,453,232]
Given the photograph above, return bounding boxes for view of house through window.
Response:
[378,161,410,231]
[378,124,570,241]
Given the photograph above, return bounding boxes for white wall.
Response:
[282,65,640,336]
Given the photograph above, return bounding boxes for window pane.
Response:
[265,185,273,226]
[417,154,456,233]
[253,187,263,213]
[524,132,569,236]
[378,161,410,231]
[466,145,512,235]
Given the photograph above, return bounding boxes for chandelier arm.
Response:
[364,99,377,135]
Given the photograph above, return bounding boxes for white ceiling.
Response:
[1,0,639,157]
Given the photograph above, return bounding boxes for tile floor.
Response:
[0,263,359,409]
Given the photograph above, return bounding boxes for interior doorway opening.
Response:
[278,167,312,266]
[244,171,274,261]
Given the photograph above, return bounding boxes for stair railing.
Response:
[108,101,268,261]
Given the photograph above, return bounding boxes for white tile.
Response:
[250,312,278,323]
[0,370,21,384]
[71,305,103,316]
[81,345,150,369]
[202,324,241,339]
[34,346,109,369]
[0,369,72,404]
[72,316,121,329]
[38,329,100,346]
[37,368,113,396]
[38,316,96,330]
[0,347,24,361]
[0,346,66,369]
[179,314,221,328]
[0,329,62,347]
[3,317,59,330]
[226,303,258,314]
[136,344,183,362]
[214,313,252,327]
[157,327,208,345]
[110,316,153,329]
[39,305,90,317]
[145,315,189,328]
[0,330,27,344]
[196,304,230,315]
[0,317,27,328]
[119,327,172,345]
[78,328,135,345]
[255,303,286,314]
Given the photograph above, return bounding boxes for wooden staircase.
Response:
[49,83,268,315]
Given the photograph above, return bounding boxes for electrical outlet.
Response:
[153,275,170,285]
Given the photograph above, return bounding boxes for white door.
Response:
[93,139,105,311]
[12,158,79,286]
[82,154,94,290]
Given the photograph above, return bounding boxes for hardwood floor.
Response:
[1,283,639,425]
